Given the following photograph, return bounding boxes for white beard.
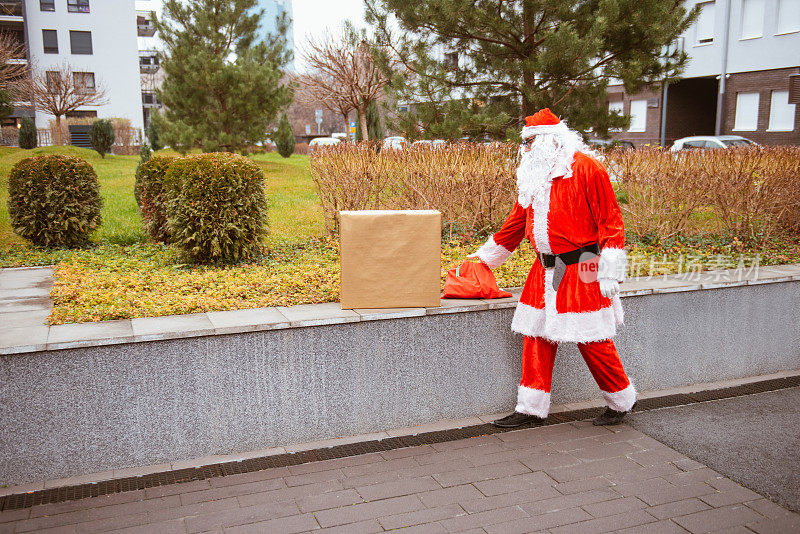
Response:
[516,130,591,208]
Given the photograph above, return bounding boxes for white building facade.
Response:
[607,0,800,146]
[23,0,144,130]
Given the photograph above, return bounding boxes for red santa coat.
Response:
[476,152,627,344]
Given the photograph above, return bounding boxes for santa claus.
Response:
[470,108,636,427]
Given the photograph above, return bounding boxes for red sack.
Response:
[443,261,513,299]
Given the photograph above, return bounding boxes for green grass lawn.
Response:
[0,146,324,250]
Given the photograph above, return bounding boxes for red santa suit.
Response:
[474,109,636,418]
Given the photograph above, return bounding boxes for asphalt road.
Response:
[628,386,800,512]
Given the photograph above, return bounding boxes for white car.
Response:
[411,139,446,148]
[381,136,409,150]
[308,137,341,154]
[669,135,756,152]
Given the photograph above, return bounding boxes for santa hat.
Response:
[521,108,569,139]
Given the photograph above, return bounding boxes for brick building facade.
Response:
[605,0,800,148]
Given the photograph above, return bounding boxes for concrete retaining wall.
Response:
[1,275,800,485]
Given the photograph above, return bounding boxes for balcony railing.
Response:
[137,12,156,37]
[141,93,162,108]
[139,51,160,73]
[0,1,23,17]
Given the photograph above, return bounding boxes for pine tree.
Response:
[90,119,115,158]
[18,117,37,149]
[147,111,163,151]
[154,0,293,153]
[356,100,385,141]
[274,112,294,158]
[366,0,697,138]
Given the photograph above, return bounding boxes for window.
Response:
[768,90,796,131]
[45,71,61,92]
[67,0,90,13]
[608,100,624,132]
[740,0,764,40]
[40,0,55,11]
[777,0,800,34]
[628,100,647,132]
[73,72,95,94]
[696,1,716,44]
[42,29,58,54]
[69,31,92,54]
[733,92,760,131]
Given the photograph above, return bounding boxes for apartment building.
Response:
[4,0,143,130]
[136,0,161,129]
[606,0,800,147]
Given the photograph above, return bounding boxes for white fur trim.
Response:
[474,236,513,269]
[531,183,552,254]
[511,269,622,343]
[515,385,551,417]
[598,247,627,282]
[602,383,637,412]
[521,122,569,139]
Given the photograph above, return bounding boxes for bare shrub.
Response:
[294,142,309,155]
[310,142,518,235]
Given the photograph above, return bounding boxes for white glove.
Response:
[599,278,620,299]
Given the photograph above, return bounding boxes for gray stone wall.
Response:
[2,281,800,485]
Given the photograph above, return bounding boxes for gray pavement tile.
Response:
[284,468,346,488]
[84,495,180,521]
[744,498,798,520]
[549,509,656,534]
[222,513,317,534]
[646,498,713,520]
[662,468,721,487]
[0,296,52,313]
[151,497,239,522]
[0,325,49,353]
[0,267,53,290]
[552,475,614,496]
[380,445,436,460]
[417,484,485,508]
[305,519,384,534]
[144,480,212,499]
[0,508,30,523]
[355,475,440,501]
[460,485,562,514]
[485,507,592,534]
[276,302,360,327]
[1,287,51,299]
[698,485,763,508]
[179,478,285,506]
[71,512,149,533]
[615,519,691,534]
[236,479,343,508]
[206,307,290,334]
[473,471,557,497]
[430,434,502,452]
[28,491,146,518]
[746,514,800,534]
[47,319,133,349]
[432,460,531,488]
[516,451,582,472]
[570,440,643,462]
[580,495,648,518]
[437,504,529,531]
[672,504,763,534]
[603,463,683,485]
[378,503,466,530]
[13,509,91,532]
[313,495,425,528]
[341,456,418,478]
[288,453,383,476]
[131,313,215,341]
[0,309,50,328]
[296,488,363,513]
[520,488,621,517]
[184,501,301,533]
[544,456,642,483]
[208,467,290,487]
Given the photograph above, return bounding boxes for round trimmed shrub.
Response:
[163,152,267,263]
[134,154,177,243]
[7,155,102,248]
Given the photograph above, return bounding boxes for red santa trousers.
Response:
[515,335,636,417]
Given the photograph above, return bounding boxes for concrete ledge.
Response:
[2,264,799,355]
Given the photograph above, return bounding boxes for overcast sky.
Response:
[292,0,367,72]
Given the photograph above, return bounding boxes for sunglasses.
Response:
[522,136,537,148]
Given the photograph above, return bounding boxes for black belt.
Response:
[538,243,600,268]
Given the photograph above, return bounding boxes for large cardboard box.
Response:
[340,210,441,309]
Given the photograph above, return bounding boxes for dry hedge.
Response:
[312,143,800,241]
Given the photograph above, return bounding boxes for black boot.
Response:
[492,412,547,428]
[593,402,637,426]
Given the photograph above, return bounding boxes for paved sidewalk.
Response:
[2,419,798,533]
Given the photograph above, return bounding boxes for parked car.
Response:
[308,137,341,154]
[411,139,446,148]
[382,136,409,150]
[670,135,756,152]
[587,139,635,150]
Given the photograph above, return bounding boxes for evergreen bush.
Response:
[163,152,267,263]
[134,154,177,243]
[89,119,115,158]
[18,117,37,149]
[275,112,294,158]
[147,116,163,151]
[7,155,102,247]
